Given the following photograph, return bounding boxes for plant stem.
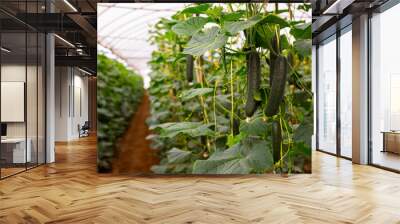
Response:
[213,79,218,151]
[279,115,284,169]
[195,57,211,152]
[230,60,234,136]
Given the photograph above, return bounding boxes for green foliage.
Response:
[193,137,273,174]
[293,115,313,149]
[97,54,144,172]
[290,22,312,40]
[224,15,263,34]
[151,122,215,138]
[172,17,210,36]
[183,27,228,56]
[259,14,290,28]
[147,3,312,174]
[294,39,312,57]
[180,88,214,101]
[180,3,211,15]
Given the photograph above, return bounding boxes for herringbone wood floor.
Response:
[0,136,400,224]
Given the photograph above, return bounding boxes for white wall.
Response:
[1,63,46,164]
[1,65,26,139]
[55,67,89,141]
[1,65,36,138]
[55,66,69,141]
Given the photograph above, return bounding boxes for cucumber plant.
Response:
[146,3,312,174]
[97,55,144,172]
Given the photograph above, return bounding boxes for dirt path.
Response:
[113,92,159,174]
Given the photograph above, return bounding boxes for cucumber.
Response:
[271,35,280,56]
[233,109,240,135]
[272,120,282,163]
[245,51,261,117]
[265,55,288,117]
[186,54,194,82]
[269,35,279,86]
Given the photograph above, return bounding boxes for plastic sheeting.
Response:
[97,3,311,87]
[98,3,186,87]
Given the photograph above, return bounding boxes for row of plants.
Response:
[97,54,144,172]
[147,3,313,174]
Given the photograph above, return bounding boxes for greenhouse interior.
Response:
[97,3,313,174]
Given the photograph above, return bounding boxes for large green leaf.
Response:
[183,26,227,56]
[167,148,192,164]
[180,4,211,14]
[224,15,263,35]
[241,138,273,172]
[192,144,249,174]
[259,14,290,28]
[221,11,245,21]
[192,137,273,174]
[151,165,168,174]
[152,122,215,138]
[290,22,311,40]
[180,87,214,101]
[215,94,231,110]
[294,39,312,57]
[205,6,223,19]
[255,24,276,49]
[240,117,270,137]
[172,17,209,36]
[293,115,313,148]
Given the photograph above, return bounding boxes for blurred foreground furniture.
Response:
[79,121,90,138]
[0,138,32,167]
[382,131,400,154]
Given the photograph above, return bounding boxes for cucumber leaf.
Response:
[224,15,263,35]
[167,148,192,164]
[152,122,215,138]
[180,87,214,101]
[192,137,273,174]
[255,24,276,49]
[293,115,313,148]
[184,27,227,56]
[180,4,211,14]
[294,39,312,57]
[290,22,311,40]
[240,117,270,137]
[172,17,209,36]
[205,6,223,19]
[259,14,290,28]
[221,11,245,21]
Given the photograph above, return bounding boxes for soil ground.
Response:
[113,92,159,174]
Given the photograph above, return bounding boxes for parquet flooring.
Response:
[1,135,400,223]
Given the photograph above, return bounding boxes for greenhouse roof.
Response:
[98,3,187,86]
[97,3,311,87]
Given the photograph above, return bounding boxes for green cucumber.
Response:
[271,35,280,56]
[245,51,261,117]
[265,55,288,117]
[186,55,194,82]
[269,35,279,86]
[272,120,282,163]
[232,109,240,135]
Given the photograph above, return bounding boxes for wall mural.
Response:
[97,3,312,174]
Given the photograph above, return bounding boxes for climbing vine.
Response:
[147,3,312,174]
